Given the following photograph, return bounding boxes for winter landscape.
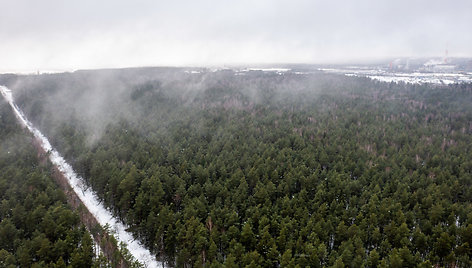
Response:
[1,1,472,267]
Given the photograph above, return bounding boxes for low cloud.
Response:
[1,0,471,72]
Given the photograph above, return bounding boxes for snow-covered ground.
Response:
[0,85,161,268]
[320,68,472,85]
[245,68,290,72]
[233,67,291,75]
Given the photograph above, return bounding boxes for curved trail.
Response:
[1,85,161,268]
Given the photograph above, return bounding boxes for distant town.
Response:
[319,56,472,84]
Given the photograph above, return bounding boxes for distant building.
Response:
[422,64,455,73]
[421,59,456,73]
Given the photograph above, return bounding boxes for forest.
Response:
[0,96,107,267]
[1,68,472,267]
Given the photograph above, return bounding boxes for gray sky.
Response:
[1,0,471,72]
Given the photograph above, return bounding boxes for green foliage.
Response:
[0,98,100,266]
[5,69,472,267]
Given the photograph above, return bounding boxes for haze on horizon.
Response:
[1,0,471,73]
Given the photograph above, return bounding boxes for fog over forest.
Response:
[2,68,472,266]
[1,1,472,267]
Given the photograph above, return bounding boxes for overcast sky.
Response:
[1,0,471,72]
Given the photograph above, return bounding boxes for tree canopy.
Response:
[2,68,472,267]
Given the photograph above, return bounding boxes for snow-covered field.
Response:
[0,85,161,268]
[320,68,472,85]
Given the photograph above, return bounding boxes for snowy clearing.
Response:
[319,68,472,85]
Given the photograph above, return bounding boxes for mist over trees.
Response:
[2,68,472,267]
[0,97,102,267]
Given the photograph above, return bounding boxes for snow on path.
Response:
[1,85,161,268]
